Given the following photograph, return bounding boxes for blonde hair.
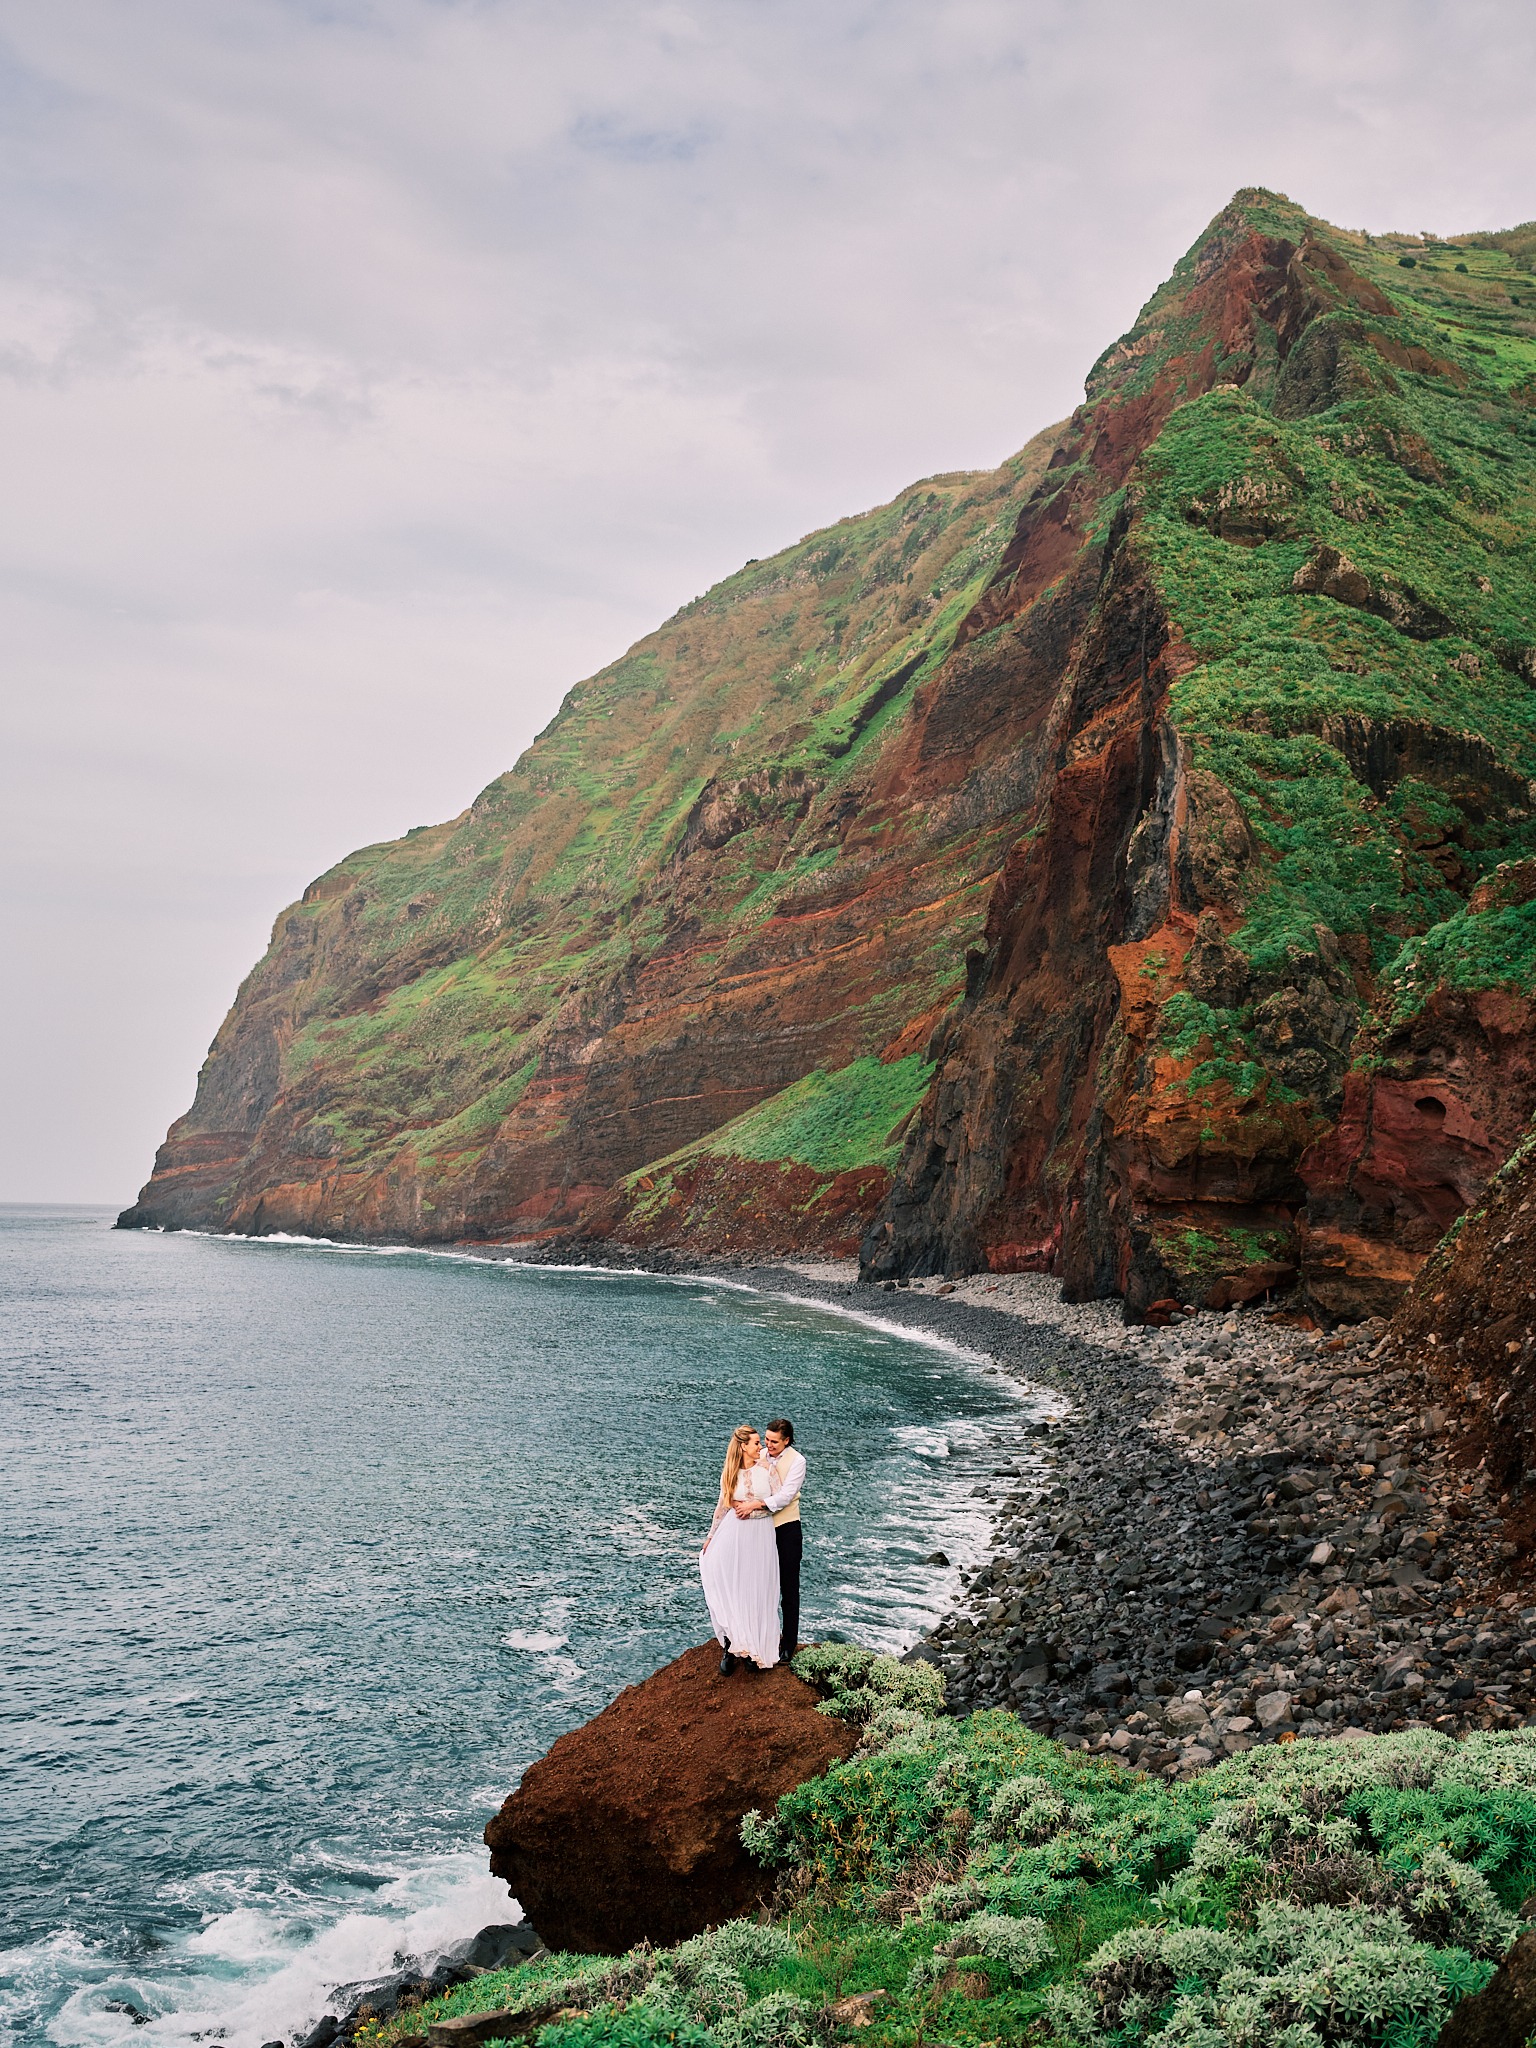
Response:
[719,1424,759,1508]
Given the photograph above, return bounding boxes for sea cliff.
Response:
[122,190,1536,1322]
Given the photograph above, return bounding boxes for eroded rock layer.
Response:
[124,192,1536,1316]
[1391,1128,1536,1507]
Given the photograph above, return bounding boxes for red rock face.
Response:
[1300,993,1536,1318]
[482,1641,855,1954]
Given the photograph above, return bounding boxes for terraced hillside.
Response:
[125,190,1536,1317]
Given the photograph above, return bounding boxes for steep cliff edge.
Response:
[1390,1121,1536,1516]
[867,196,1536,1314]
[124,191,1536,1316]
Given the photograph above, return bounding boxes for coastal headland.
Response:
[120,191,1536,1336]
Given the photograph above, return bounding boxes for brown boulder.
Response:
[483,1641,856,1954]
[1436,1927,1536,2046]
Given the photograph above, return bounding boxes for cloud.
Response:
[3,0,1533,1199]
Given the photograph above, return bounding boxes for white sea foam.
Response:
[189,1236,1006,1373]
[749,1291,998,1367]
[502,1629,568,1652]
[894,1425,951,1458]
[31,1854,514,2048]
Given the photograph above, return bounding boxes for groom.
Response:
[736,1417,804,1665]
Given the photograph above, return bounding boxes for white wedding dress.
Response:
[699,1462,781,1669]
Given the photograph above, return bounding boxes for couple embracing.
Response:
[699,1418,804,1675]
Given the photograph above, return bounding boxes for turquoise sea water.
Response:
[1,1207,1037,2048]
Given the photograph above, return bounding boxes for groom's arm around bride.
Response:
[760,1419,805,1666]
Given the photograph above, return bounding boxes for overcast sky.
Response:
[3,0,1534,1204]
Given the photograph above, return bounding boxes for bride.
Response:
[700,1424,781,1673]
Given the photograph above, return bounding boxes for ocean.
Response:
[1,1207,1046,2048]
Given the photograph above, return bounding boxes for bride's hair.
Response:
[719,1424,758,1506]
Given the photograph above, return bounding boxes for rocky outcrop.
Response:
[1299,991,1536,1319]
[122,190,1536,1318]
[482,1641,855,1953]
[1291,545,1454,639]
[674,770,819,861]
[1437,1927,1536,2047]
[1391,1129,1536,1517]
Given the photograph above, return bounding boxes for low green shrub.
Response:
[934,1910,1054,1981]
[1384,899,1536,1022]
[365,1721,1532,2048]
[787,1641,946,1725]
[537,2011,719,2048]
[1047,1901,1493,2048]
[726,1991,820,2048]
[916,1875,984,1920]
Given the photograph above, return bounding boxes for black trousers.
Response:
[775,1520,802,1664]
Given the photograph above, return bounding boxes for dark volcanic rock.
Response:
[441,1923,544,1972]
[483,1641,855,1953]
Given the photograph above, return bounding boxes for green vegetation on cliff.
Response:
[357,1648,1534,2048]
[609,1057,936,1255]
[712,1059,933,1174]
[1135,206,1536,1103]
[621,1058,932,1218]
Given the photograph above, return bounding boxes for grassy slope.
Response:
[354,1648,1536,2048]
[614,1057,934,1239]
[229,432,1060,1196]
[1135,204,1536,1131]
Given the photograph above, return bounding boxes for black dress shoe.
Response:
[719,1649,738,1676]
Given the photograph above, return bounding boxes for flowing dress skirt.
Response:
[700,1510,781,1669]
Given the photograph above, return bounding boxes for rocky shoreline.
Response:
[725,1261,1536,1777]
[287,1242,1534,2042]
[294,1924,544,2048]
